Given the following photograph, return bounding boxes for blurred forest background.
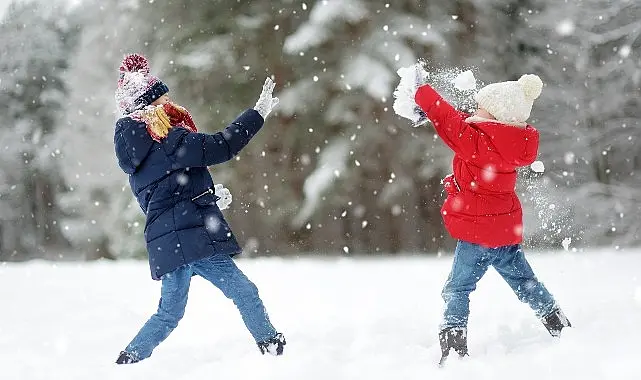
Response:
[0,0,639,261]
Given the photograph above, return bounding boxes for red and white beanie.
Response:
[474,74,543,125]
[114,54,169,115]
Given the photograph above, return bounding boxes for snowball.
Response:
[176,173,189,185]
[564,152,575,165]
[481,164,497,182]
[513,224,523,236]
[556,19,575,36]
[205,216,222,233]
[452,70,476,91]
[619,45,631,58]
[531,160,545,173]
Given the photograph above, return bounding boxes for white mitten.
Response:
[253,77,280,119]
[214,184,233,210]
[393,62,429,126]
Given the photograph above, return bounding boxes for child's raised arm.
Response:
[163,77,279,169]
[415,84,480,161]
[162,109,264,168]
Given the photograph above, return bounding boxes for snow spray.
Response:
[392,60,483,127]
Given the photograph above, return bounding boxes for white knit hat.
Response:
[474,74,543,124]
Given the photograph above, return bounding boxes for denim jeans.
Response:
[441,240,557,329]
[125,254,277,360]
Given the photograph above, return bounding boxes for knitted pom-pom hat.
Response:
[114,54,169,115]
[474,74,543,125]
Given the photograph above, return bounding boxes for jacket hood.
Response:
[114,117,154,174]
[467,118,539,167]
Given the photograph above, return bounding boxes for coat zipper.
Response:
[191,187,214,202]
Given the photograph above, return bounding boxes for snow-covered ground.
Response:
[2,249,640,379]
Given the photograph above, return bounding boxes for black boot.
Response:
[115,350,139,364]
[257,333,286,356]
[542,308,571,337]
[438,327,468,365]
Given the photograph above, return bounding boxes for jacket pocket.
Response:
[193,193,231,242]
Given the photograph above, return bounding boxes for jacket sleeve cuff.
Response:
[414,84,441,110]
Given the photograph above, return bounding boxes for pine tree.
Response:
[54,0,148,259]
[512,0,641,247]
[272,0,465,253]
[0,1,76,259]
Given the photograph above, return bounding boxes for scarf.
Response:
[130,102,198,142]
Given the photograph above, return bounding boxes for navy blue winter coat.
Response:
[114,109,264,280]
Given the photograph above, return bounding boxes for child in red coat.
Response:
[407,68,571,364]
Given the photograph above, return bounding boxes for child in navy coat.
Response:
[113,54,285,364]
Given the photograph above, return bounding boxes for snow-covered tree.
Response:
[2,0,639,261]
[54,0,149,259]
[0,1,76,259]
[276,0,470,253]
[520,0,641,248]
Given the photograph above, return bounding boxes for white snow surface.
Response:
[2,250,641,379]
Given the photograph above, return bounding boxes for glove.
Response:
[412,106,429,128]
[214,184,233,210]
[411,62,429,127]
[393,62,429,126]
[253,77,280,119]
[413,60,429,87]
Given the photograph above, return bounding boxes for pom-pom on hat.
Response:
[474,74,543,125]
[114,53,169,115]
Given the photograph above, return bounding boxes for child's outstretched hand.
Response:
[413,61,429,87]
[254,77,280,119]
[393,62,429,127]
[214,184,233,210]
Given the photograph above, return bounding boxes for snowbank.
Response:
[1,249,640,379]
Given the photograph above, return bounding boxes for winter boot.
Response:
[257,333,286,356]
[542,308,572,337]
[115,350,139,364]
[438,327,468,365]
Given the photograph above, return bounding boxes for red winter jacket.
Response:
[415,84,539,248]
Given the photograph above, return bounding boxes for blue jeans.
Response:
[125,255,277,360]
[441,241,557,329]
